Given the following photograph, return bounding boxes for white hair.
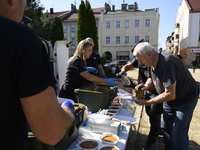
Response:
[133,42,155,56]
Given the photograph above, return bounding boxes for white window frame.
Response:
[116,37,120,43]
[145,36,149,42]
[72,38,75,45]
[125,37,129,43]
[116,21,120,28]
[106,22,110,28]
[135,36,139,43]
[135,20,139,27]
[145,20,150,26]
[125,21,129,28]
[106,37,110,44]
[71,25,75,31]
[63,26,66,33]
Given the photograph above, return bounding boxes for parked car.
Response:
[104,60,128,68]
[104,60,111,65]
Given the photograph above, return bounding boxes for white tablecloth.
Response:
[66,105,136,150]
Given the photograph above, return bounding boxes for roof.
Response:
[49,7,105,22]
[185,0,200,11]
[49,10,69,18]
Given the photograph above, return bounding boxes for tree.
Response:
[85,1,91,37]
[51,17,64,47]
[24,0,44,28]
[87,8,98,52]
[77,0,87,43]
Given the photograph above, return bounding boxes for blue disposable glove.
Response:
[102,75,108,79]
[86,67,98,74]
[61,101,75,114]
[106,78,119,86]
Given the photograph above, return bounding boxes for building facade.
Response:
[99,3,160,61]
[172,0,200,66]
[49,2,159,61]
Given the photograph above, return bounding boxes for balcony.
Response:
[175,23,180,28]
[175,34,179,39]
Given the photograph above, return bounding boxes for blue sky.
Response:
[40,0,183,50]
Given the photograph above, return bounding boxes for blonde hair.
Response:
[68,40,94,66]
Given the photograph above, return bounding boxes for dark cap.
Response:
[131,39,144,53]
[21,15,32,23]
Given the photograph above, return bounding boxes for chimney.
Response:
[112,5,115,11]
[121,3,127,11]
[50,8,53,14]
[71,4,76,12]
[105,2,111,11]
[128,5,134,10]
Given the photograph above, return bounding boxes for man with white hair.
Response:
[133,42,199,150]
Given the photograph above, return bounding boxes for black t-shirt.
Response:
[151,52,199,106]
[131,58,158,99]
[59,56,87,101]
[86,51,101,70]
[0,16,57,149]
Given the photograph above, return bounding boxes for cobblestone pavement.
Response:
[125,68,200,150]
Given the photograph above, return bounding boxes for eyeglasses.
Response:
[131,39,144,53]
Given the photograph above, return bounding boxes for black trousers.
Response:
[145,93,163,144]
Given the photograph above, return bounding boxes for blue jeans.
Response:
[161,100,198,150]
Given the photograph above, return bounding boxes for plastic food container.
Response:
[76,139,100,150]
[100,132,119,145]
[108,105,121,111]
[126,98,135,113]
[98,145,119,150]
[90,114,111,124]
[75,84,118,113]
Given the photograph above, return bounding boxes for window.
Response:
[199,33,200,41]
[72,38,75,45]
[135,36,139,43]
[116,37,120,43]
[106,37,110,44]
[116,21,120,28]
[106,22,110,28]
[135,20,139,27]
[71,25,75,31]
[125,37,129,43]
[145,36,149,42]
[125,21,129,28]
[145,20,150,26]
[63,26,66,33]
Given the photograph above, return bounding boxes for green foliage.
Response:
[77,0,99,52]
[24,0,44,26]
[39,13,54,41]
[101,56,106,66]
[77,0,87,43]
[87,8,98,52]
[51,17,64,47]
[24,0,64,47]
[103,66,112,78]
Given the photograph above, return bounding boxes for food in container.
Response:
[107,109,119,115]
[100,132,119,145]
[98,145,119,150]
[76,139,100,150]
[108,106,121,111]
[111,103,121,106]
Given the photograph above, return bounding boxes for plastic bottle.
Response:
[126,98,135,113]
